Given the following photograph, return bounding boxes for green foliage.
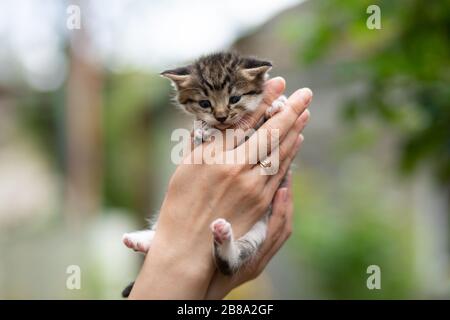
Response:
[298,0,450,184]
[103,72,169,215]
[15,90,65,169]
[290,167,416,299]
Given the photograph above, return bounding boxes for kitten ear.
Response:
[160,66,192,86]
[240,58,272,81]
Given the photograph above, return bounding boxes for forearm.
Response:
[127,83,311,299]
[129,204,216,299]
[129,233,215,299]
[205,272,236,300]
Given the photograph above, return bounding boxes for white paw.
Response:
[193,128,213,145]
[211,218,232,245]
[194,128,204,146]
[122,231,153,253]
[203,129,213,141]
[266,95,287,118]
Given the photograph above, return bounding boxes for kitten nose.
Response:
[216,116,227,123]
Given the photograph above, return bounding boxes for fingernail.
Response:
[302,109,311,123]
[271,77,285,94]
[300,88,313,105]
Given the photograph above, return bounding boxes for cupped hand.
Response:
[129,78,312,299]
[205,172,296,299]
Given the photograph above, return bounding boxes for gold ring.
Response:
[259,158,271,168]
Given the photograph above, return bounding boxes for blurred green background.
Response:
[0,0,449,299]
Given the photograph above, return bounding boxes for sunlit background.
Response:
[0,0,449,299]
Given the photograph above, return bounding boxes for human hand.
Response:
[129,79,312,299]
[205,172,295,299]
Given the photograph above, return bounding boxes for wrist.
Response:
[129,208,216,299]
[152,229,214,280]
[206,274,235,300]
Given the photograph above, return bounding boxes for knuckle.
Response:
[275,217,285,231]
[255,198,267,213]
[243,116,257,131]
[217,164,240,179]
[227,165,241,178]
[238,176,256,194]
[279,160,290,176]
[263,119,275,133]
[216,165,229,178]
[272,171,285,187]
[264,122,277,146]
[257,189,269,203]
[278,144,289,161]
[252,188,265,204]
[262,92,276,108]
[286,227,293,238]
[251,267,262,280]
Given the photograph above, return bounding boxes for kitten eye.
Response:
[229,96,241,104]
[198,100,211,108]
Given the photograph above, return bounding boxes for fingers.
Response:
[264,133,303,194]
[280,109,309,163]
[285,172,294,227]
[225,77,286,149]
[281,172,294,244]
[234,77,286,131]
[254,109,310,176]
[230,174,294,282]
[257,187,288,257]
[238,87,312,164]
[257,174,294,270]
[270,187,289,238]
[261,77,287,111]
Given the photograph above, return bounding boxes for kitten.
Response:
[121,52,287,297]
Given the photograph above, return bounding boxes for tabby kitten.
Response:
[121,52,286,297]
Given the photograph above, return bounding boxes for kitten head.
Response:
[161,52,271,128]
